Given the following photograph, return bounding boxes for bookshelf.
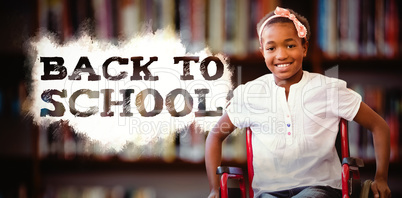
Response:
[1,0,401,197]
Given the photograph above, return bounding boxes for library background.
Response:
[0,0,401,197]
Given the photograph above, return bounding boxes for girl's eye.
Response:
[266,47,275,51]
[288,45,296,49]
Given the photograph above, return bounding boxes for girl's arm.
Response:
[205,112,236,198]
[353,102,391,198]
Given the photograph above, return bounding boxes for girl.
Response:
[205,7,391,198]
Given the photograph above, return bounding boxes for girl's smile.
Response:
[259,22,308,88]
[276,63,291,68]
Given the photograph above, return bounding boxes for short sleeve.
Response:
[225,84,252,128]
[331,80,362,121]
[225,76,272,128]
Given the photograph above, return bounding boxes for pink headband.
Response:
[258,7,307,44]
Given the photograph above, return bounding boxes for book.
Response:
[190,0,206,52]
[326,0,337,57]
[375,0,385,57]
[234,0,250,56]
[384,0,399,58]
[208,0,225,53]
[224,0,237,54]
[120,0,141,39]
[317,0,328,54]
[92,0,114,40]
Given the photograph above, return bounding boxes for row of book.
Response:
[348,84,401,162]
[317,0,401,58]
[37,120,246,163]
[37,0,278,55]
[43,185,156,198]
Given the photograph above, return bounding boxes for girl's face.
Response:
[259,22,308,86]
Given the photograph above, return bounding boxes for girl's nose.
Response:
[276,47,288,60]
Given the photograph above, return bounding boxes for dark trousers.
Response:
[258,186,342,198]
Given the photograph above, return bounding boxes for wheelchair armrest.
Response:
[342,157,364,168]
[216,166,243,175]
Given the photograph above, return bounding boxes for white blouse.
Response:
[226,71,362,197]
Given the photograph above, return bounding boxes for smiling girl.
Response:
[205,7,391,198]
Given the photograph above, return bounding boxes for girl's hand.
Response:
[371,179,391,198]
[207,189,220,198]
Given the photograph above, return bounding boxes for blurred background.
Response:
[0,0,401,197]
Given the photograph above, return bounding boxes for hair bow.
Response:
[258,7,307,44]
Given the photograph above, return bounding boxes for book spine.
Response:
[317,0,327,54]
[375,0,385,57]
[327,0,337,57]
[190,0,206,51]
[234,0,250,56]
[224,0,236,54]
[384,0,399,58]
[208,0,225,53]
[248,0,260,52]
[120,0,141,39]
[348,0,360,57]
[178,0,191,46]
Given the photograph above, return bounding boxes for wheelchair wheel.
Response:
[360,180,373,198]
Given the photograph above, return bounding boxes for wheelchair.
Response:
[216,119,373,198]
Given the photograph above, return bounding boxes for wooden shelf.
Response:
[320,58,402,74]
[40,158,203,173]
[39,157,247,173]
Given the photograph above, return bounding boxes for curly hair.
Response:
[256,8,311,44]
